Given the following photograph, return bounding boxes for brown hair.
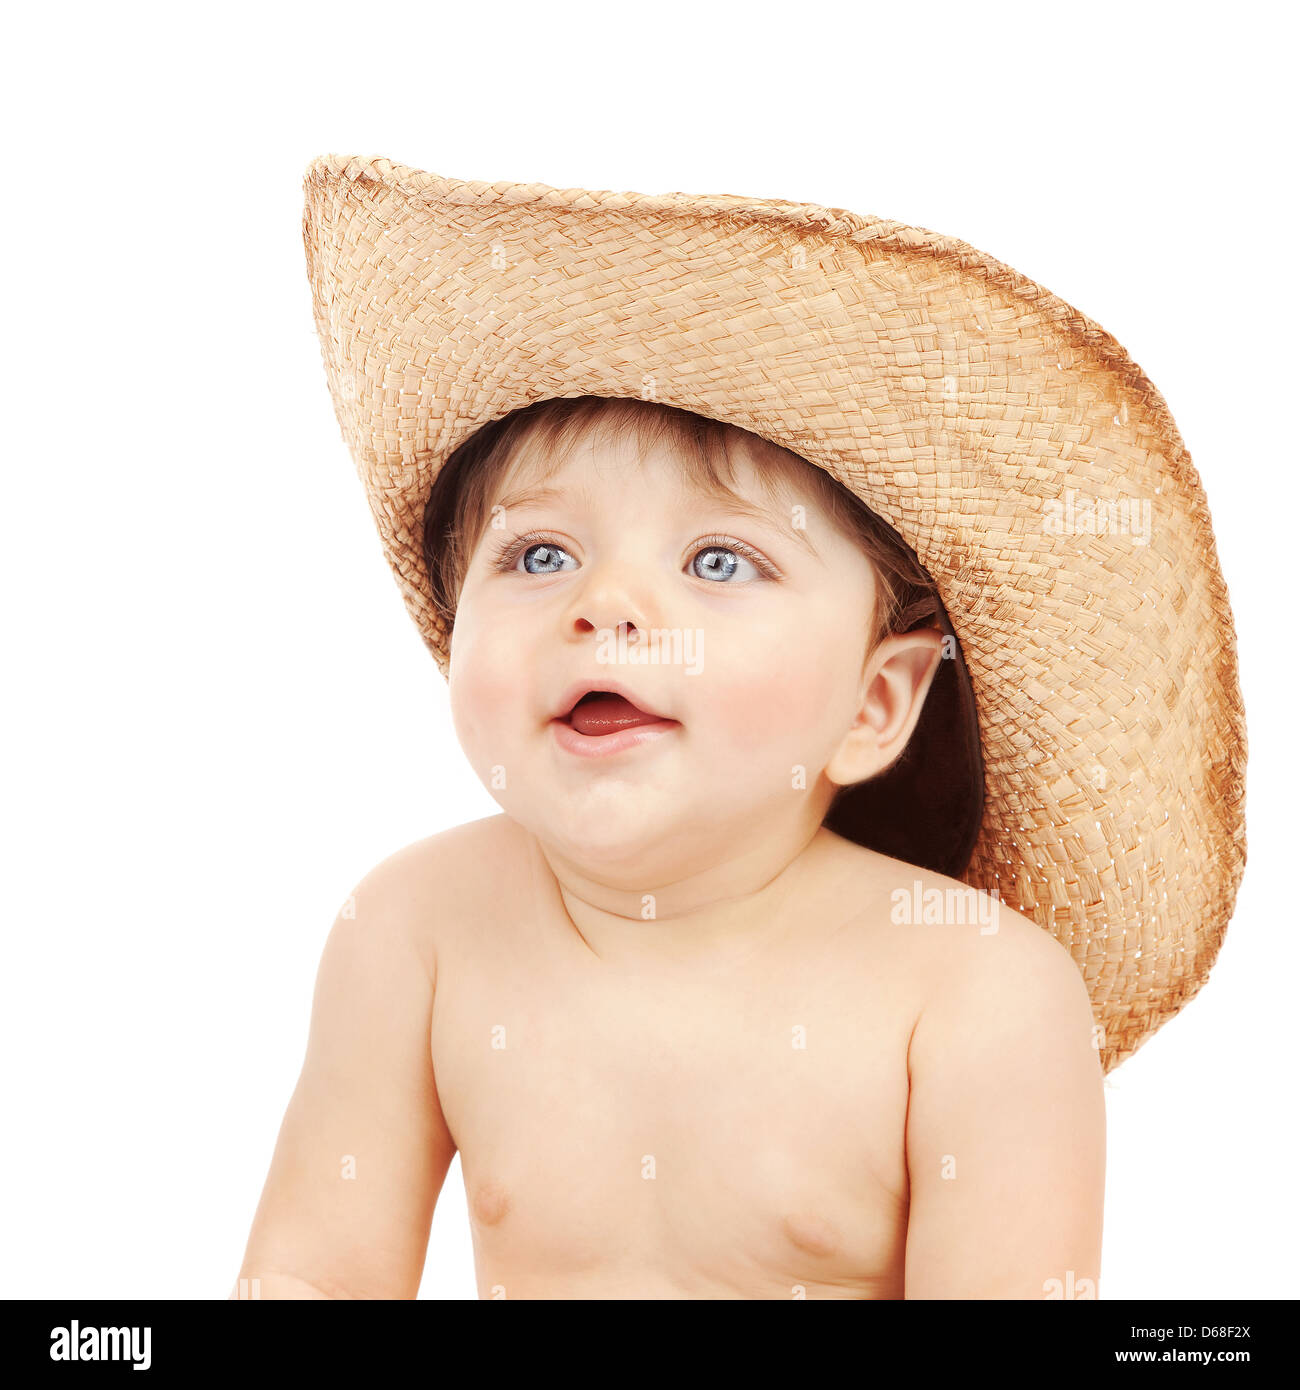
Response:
[422,394,945,654]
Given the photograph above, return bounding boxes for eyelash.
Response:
[489,529,782,580]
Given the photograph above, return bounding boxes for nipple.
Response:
[471,1179,512,1227]
[781,1211,840,1258]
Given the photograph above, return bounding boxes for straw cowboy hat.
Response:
[300,152,1247,1074]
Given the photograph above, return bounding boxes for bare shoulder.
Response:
[834,839,1079,975]
[881,857,1106,1297]
[345,814,527,975]
[864,852,1102,1080]
[358,813,523,902]
[820,833,1095,1052]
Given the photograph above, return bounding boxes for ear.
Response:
[825,628,946,788]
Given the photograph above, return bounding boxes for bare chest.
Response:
[431,917,919,1299]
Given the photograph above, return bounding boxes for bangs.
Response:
[484,396,811,517]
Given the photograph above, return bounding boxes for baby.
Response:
[232,395,1105,1300]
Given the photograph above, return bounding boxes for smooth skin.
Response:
[232,429,1104,1298]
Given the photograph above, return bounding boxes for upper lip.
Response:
[550,677,675,725]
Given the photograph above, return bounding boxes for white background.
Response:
[3,0,1294,1300]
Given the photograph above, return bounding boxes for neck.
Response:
[529,817,840,965]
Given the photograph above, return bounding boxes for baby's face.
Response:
[447,430,879,880]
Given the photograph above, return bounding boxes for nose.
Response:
[560,549,658,646]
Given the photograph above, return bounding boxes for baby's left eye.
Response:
[689,543,762,583]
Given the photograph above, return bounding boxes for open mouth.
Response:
[560,690,672,737]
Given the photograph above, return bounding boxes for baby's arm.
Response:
[230,843,456,1299]
[902,910,1106,1299]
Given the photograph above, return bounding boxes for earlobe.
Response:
[825,629,946,788]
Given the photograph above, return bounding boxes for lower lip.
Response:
[550,717,680,759]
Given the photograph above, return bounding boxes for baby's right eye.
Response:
[518,541,577,575]
[491,533,578,574]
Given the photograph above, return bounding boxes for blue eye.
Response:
[490,536,579,574]
[518,541,577,575]
[689,533,776,581]
[691,544,757,583]
[490,531,777,581]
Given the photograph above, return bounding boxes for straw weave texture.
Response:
[302,153,1247,1074]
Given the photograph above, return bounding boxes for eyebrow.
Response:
[492,482,570,514]
[490,482,821,557]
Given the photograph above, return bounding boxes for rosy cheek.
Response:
[701,614,857,761]
[448,620,525,755]
[719,659,826,752]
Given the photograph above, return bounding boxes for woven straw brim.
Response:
[302,153,1247,1075]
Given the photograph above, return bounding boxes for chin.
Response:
[531,796,676,871]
